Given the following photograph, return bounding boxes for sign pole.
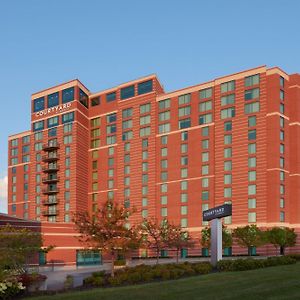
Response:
[211,218,222,266]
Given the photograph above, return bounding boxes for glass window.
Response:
[107,135,116,145]
[224,148,232,158]
[121,85,135,100]
[48,128,57,137]
[161,135,168,144]
[224,121,232,131]
[159,99,171,110]
[181,194,188,202]
[280,144,284,154]
[33,97,45,112]
[280,130,284,141]
[248,212,256,223]
[202,165,209,175]
[142,139,148,148]
[181,168,188,178]
[140,115,151,125]
[202,152,209,162]
[280,103,284,114]
[224,187,232,198]
[48,92,59,108]
[280,211,285,222]
[79,89,88,108]
[224,161,232,171]
[202,126,209,136]
[248,184,256,195]
[248,171,256,181]
[199,88,212,99]
[248,129,256,140]
[280,76,285,87]
[47,116,59,128]
[181,206,188,215]
[224,134,232,144]
[62,112,74,123]
[245,102,260,114]
[140,103,151,114]
[179,118,191,129]
[91,117,100,127]
[199,101,212,112]
[224,174,232,184]
[221,107,235,119]
[202,139,209,149]
[221,81,235,93]
[248,157,256,167]
[122,131,133,141]
[122,119,133,130]
[140,127,151,137]
[159,111,170,121]
[181,218,187,228]
[161,183,168,193]
[248,143,256,154]
[221,94,235,106]
[280,90,285,101]
[107,113,116,123]
[22,135,30,144]
[138,80,153,95]
[161,148,168,157]
[181,181,188,190]
[158,123,170,133]
[245,74,260,87]
[202,177,209,187]
[179,106,191,117]
[248,116,256,127]
[122,108,132,118]
[62,87,74,103]
[161,159,168,168]
[106,92,116,102]
[91,97,100,106]
[245,88,260,100]
[248,198,256,209]
[199,113,212,124]
[107,124,116,134]
[178,94,191,105]
[33,120,44,131]
[202,191,209,200]
[181,144,188,153]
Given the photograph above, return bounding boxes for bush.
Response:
[0,276,25,300]
[114,259,126,266]
[286,254,300,261]
[192,263,213,274]
[92,271,106,277]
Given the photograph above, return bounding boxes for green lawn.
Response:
[28,263,300,300]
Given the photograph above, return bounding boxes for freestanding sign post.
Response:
[202,204,232,266]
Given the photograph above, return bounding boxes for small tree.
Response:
[168,225,195,263]
[74,200,141,277]
[267,227,297,255]
[0,225,42,273]
[233,225,266,256]
[141,218,172,264]
[200,226,232,249]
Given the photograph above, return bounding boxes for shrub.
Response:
[108,276,123,287]
[286,254,300,261]
[114,259,126,266]
[64,275,74,290]
[192,263,213,274]
[0,276,25,300]
[92,271,106,277]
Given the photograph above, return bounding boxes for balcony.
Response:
[42,187,59,194]
[42,154,60,162]
[42,142,60,151]
[42,176,59,183]
[42,198,59,205]
[42,209,59,216]
[42,165,59,173]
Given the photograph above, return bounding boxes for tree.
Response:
[0,225,42,272]
[267,227,297,255]
[74,200,141,277]
[167,225,195,263]
[200,226,233,249]
[141,218,172,264]
[233,225,266,256]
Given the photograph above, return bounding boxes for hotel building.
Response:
[6,65,300,264]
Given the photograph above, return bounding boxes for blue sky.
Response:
[1,0,300,212]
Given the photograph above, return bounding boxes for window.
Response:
[202,191,209,200]
[280,198,285,208]
[179,118,191,129]
[106,135,116,145]
[181,206,187,215]
[248,198,256,209]
[202,126,209,136]
[122,108,132,118]
[140,103,151,114]
[91,97,100,106]
[122,119,133,129]
[224,187,232,198]
[202,139,209,149]
[280,90,285,101]
[122,131,133,141]
[161,160,168,168]
[224,134,232,144]
[48,128,57,137]
[199,113,212,124]
[280,157,285,168]
[121,85,135,100]
[48,92,59,108]
[181,218,187,228]
[181,144,188,153]
[140,115,151,125]
[107,124,116,134]
[248,171,256,181]
[199,88,212,99]
[22,135,30,144]
[62,87,74,103]
[224,148,232,158]
[142,151,148,160]
[161,207,168,217]
[124,143,130,152]
[91,128,100,138]
[11,148,18,156]
[142,162,148,172]
[221,94,235,106]
[106,92,116,102]
[161,148,168,157]
[138,80,153,95]
[248,116,256,127]
[178,94,191,105]
[47,116,59,128]
[181,194,188,203]
[142,139,148,148]
[91,139,100,148]
[181,168,188,178]
[221,107,235,119]
[179,106,191,116]
[224,174,232,184]
[33,120,44,131]
[33,97,44,112]
[245,74,260,87]
[140,127,151,137]
[224,161,232,171]
[34,142,42,152]
[245,102,260,114]
[79,89,88,108]
[248,212,256,223]
[91,117,100,127]
[159,99,170,110]
[158,123,170,133]
[202,165,209,175]
[142,198,148,206]
[280,117,284,128]
[181,156,188,166]
[280,211,285,222]
[280,184,285,195]
[199,101,212,112]
[62,112,74,123]
[248,184,256,195]
[124,154,130,163]
[181,181,188,190]
[248,129,256,140]
[280,103,284,114]
[280,144,284,154]
[280,76,285,87]
[221,81,235,93]
[161,184,168,193]
[202,152,209,162]
[161,172,168,181]
[159,111,170,122]
[280,130,284,141]
[224,121,232,131]
[107,113,116,123]
[202,177,209,187]
[248,143,256,154]
[248,157,256,167]
[181,131,188,141]
[245,88,259,100]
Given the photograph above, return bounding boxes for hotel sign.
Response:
[203,204,232,222]
[35,102,72,117]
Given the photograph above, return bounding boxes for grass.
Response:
[27,263,300,300]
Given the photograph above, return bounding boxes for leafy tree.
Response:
[233,225,266,256]
[141,218,172,264]
[167,225,195,263]
[267,227,297,255]
[74,200,141,277]
[0,225,42,272]
[200,226,232,249]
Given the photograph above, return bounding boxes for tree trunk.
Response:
[156,248,159,264]
[280,246,285,256]
[111,251,115,278]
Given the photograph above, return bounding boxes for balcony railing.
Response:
[42,187,60,194]
[42,165,59,173]
[42,198,59,205]
[42,154,60,162]
[42,142,60,151]
[42,176,59,183]
[42,209,59,216]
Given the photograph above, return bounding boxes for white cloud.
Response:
[0,175,8,213]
